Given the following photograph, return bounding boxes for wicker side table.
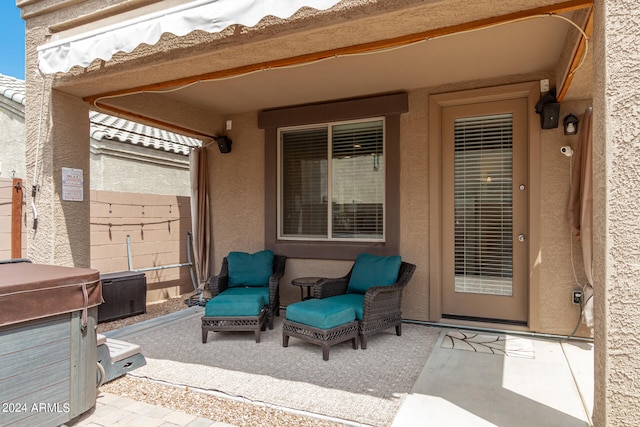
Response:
[291,276,322,300]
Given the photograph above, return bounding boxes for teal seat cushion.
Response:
[220,286,270,303]
[205,294,264,317]
[286,299,356,330]
[227,250,274,287]
[324,294,365,320]
[347,253,402,294]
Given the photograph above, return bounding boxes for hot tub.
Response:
[0,262,102,427]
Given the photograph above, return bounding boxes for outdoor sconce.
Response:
[535,90,560,129]
[563,113,579,135]
[215,135,233,153]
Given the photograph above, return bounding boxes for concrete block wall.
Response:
[90,190,194,303]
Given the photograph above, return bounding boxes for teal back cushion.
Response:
[227,250,274,287]
[347,253,402,294]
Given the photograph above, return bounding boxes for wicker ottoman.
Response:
[282,299,359,361]
[202,294,267,343]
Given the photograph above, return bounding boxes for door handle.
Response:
[518,234,526,242]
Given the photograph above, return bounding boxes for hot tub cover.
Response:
[0,263,102,327]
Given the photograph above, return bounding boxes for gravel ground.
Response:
[97,294,347,427]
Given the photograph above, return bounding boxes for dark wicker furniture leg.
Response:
[202,309,267,343]
[282,319,359,361]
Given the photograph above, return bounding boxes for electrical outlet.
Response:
[572,290,583,305]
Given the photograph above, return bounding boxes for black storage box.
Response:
[98,271,147,323]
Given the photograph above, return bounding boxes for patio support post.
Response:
[592,1,640,426]
[24,26,91,267]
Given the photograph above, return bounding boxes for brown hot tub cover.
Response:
[0,263,102,327]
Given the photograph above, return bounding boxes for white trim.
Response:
[37,0,342,74]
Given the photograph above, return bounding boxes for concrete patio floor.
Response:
[68,310,594,427]
[392,328,594,426]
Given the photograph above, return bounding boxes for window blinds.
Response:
[279,119,384,240]
[281,127,328,237]
[453,113,513,296]
[331,120,384,239]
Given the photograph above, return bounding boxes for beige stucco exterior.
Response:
[210,83,593,337]
[592,2,640,424]
[15,0,640,424]
[0,87,26,180]
[0,73,193,301]
[90,139,191,196]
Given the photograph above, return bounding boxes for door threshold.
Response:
[435,316,529,333]
[403,318,593,342]
[442,314,528,327]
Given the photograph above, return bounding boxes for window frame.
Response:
[277,117,386,243]
[259,93,407,260]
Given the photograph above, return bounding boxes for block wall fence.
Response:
[0,180,193,303]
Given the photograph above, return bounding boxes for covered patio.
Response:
[16,0,640,425]
[84,305,593,426]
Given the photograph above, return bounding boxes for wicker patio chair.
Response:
[313,259,416,349]
[206,253,286,329]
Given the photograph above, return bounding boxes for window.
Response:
[259,92,407,260]
[279,119,385,242]
[453,113,514,295]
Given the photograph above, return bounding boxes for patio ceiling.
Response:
[160,15,577,115]
[67,2,592,138]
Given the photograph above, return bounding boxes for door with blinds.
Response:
[441,98,528,324]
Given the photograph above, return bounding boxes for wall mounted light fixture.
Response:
[563,113,579,135]
[215,135,233,153]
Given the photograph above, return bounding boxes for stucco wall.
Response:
[0,98,26,180]
[207,86,593,335]
[209,112,266,270]
[592,1,640,425]
[399,88,431,321]
[31,89,92,267]
[23,0,640,423]
[90,139,191,196]
[538,100,593,337]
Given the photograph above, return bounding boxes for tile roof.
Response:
[0,73,26,105]
[0,73,201,155]
[89,111,201,155]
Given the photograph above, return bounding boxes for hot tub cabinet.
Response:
[0,263,102,427]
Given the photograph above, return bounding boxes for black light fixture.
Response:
[535,90,560,129]
[563,113,579,135]
[215,135,233,153]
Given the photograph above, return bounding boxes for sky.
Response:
[0,3,26,80]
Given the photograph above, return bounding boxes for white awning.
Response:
[37,0,343,74]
